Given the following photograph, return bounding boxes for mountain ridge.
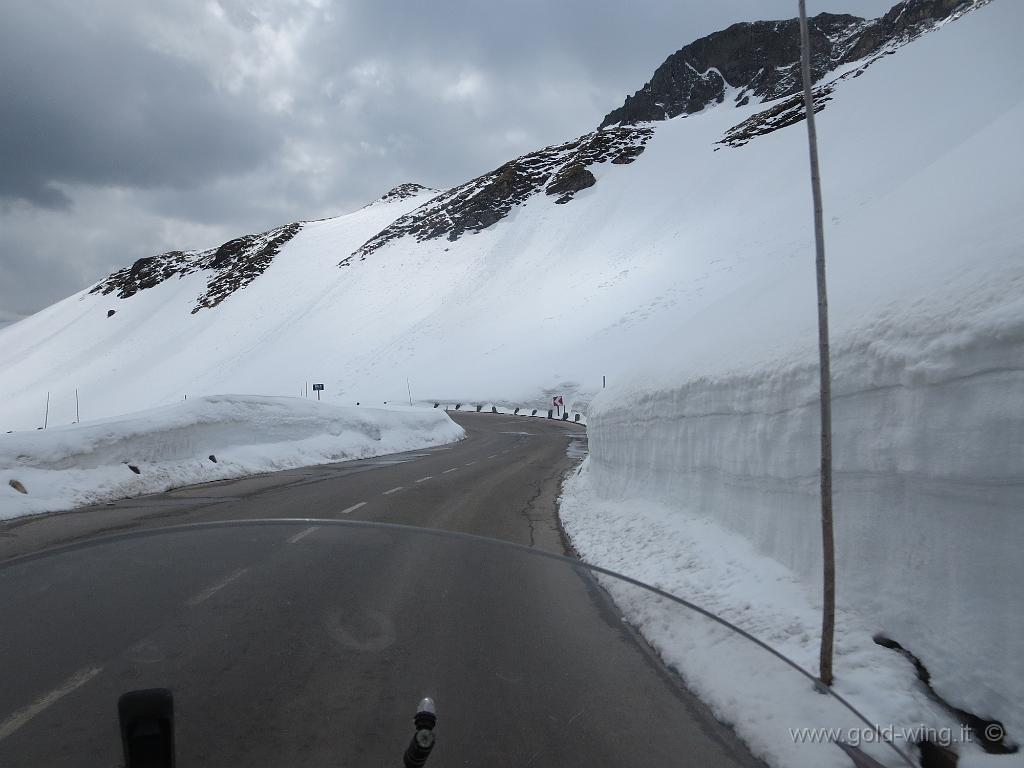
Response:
[600,0,987,127]
[78,0,987,315]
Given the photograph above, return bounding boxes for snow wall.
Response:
[581,0,1024,741]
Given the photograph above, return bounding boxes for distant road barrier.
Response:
[436,403,584,425]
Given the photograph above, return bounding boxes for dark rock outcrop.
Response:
[546,163,597,203]
[601,13,862,128]
[193,222,301,313]
[716,0,988,148]
[601,0,988,130]
[374,183,434,204]
[90,222,302,313]
[345,125,652,262]
[92,251,197,300]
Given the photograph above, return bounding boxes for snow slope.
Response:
[560,1,1024,763]
[0,395,463,518]
[2,5,1016,435]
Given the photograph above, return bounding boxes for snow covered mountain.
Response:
[0,0,1001,431]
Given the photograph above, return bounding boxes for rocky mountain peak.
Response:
[600,0,986,128]
[374,183,435,204]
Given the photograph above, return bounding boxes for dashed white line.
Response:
[464,461,477,466]
[442,468,458,474]
[383,486,404,495]
[415,476,433,483]
[186,568,248,607]
[0,666,103,742]
[487,455,498,459]
[287,526,319,544]
[340,501,367,515]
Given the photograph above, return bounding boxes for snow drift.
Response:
[0,395,464,519]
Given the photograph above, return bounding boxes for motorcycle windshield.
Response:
[0,520,914,768]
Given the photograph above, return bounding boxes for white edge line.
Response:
[0,666,103,742]
[287,525,319,544]
[340,501,367,515]
[186,567,248,607]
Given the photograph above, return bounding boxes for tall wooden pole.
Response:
[798,0,835,687]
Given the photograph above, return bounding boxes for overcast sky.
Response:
[0,0,896,318]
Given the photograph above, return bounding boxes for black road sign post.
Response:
[313,383,324,401]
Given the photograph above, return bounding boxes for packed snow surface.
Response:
[0,395,464,519]
[562,2,1023,766]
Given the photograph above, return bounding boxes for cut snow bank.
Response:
[0,395,464,519]
[562,3,1023,766]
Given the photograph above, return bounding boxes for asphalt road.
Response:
[0,412,763,767]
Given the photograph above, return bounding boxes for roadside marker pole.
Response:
[799,0,836,688]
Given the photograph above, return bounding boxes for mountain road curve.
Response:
[0,412,764,767]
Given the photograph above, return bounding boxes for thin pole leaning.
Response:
[798,0,836,687]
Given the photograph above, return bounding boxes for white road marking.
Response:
[487,455,498,459]
[442,468,458,474]
[340,501,367,515]
[186,568,248,607]
[415,476,433,483]
[383,486,404,495]
[464,461,476,466]
[287,526,319,544]
[0,666,103,742]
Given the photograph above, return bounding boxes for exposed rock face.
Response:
[346,125,653,262]
[88,183,433,312]
[717,0,989,148]
[345,0,988,264]
[601,0,988,129]
[601,13,863,128]
[193,223,302,313]
[374,183,435,204]
[93,251,196,300]
[546,163,597,203]
[90,222,302,313]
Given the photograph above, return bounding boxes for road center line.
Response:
[0,665,103,742]
[383,486,404,495]
[464,461,476,466]
[287,525,319,544]
[487,455,497,459]
[415,476,433,483]
[186,568,248,607]
[442,468,458,474]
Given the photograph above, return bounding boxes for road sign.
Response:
[313,384,324,391]
[552,395,564,417]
